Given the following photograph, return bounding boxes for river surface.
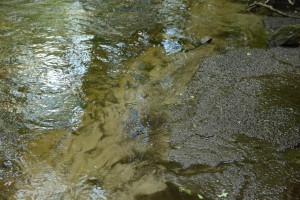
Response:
[0,0,269,199]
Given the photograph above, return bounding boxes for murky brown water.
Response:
[0,0,268,199]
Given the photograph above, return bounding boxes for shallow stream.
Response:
[0,0,284,199]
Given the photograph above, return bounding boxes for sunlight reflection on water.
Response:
[10,8,93,129]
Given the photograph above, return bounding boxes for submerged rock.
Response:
[199,36,212,45]
[269,24,300,47]
[263,15,300,47]
[181,36,213,52]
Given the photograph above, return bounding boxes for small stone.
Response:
[200,36,212,44]
[269,24,300,47]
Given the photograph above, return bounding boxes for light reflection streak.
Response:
[11,2,93,130]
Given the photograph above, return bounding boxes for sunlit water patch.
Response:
[0,0,93,131]
[0,0,93,197]
[11,38,90,129]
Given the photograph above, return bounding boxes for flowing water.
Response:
[0,0,270,199]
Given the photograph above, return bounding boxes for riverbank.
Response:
[161,15,300,199]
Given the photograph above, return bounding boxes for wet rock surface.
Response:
[269,24,300,47]
[263,16,300,32]
[166,47,300,199]
[263,15,300,47]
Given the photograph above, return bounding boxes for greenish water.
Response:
[0,0,270,199]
